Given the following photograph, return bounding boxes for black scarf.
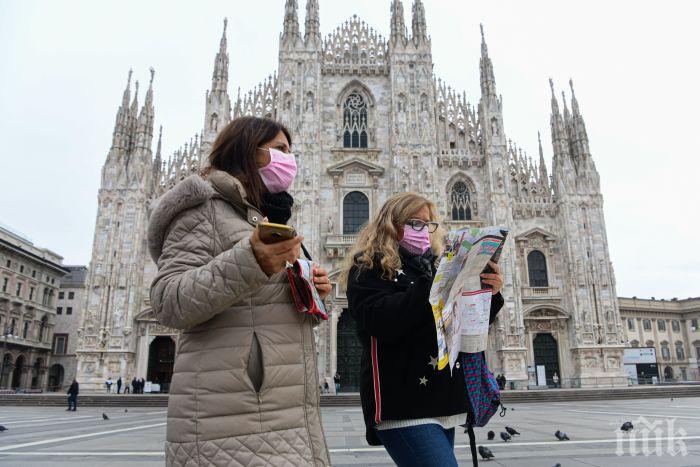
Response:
[399,246,436,278]
[261,191,294,225]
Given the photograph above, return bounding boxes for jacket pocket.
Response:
[246,332,264,393]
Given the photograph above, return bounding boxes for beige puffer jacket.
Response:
[147,170,330,467]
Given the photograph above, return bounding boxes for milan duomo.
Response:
[75,0,628,392]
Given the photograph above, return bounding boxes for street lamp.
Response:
[0,326,19,390]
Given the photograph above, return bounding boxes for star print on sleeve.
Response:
[428,355,438,370]
[397,269,405,275]
[419,376,428,386]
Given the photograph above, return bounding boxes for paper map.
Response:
[429,226,508,371]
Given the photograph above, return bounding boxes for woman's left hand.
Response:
[312,265,332,300]
[480,260,504,295]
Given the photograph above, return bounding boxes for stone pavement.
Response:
[0,397,698,466]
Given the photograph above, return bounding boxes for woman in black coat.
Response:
[341,192,504,466]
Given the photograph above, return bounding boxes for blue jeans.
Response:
[376,424,457,467]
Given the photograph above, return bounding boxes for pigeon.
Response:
[555,430,569,441]
[478,446,495,460]
[487,430,495,440]
[124,409,128,413]
[0,425,7,431]
[500,431,511,442]
[620,421,633,432]
[552,464,562,467]
[102,413,109,420]
[505,426,520,436]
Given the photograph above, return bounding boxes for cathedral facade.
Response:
[75,0,628,391]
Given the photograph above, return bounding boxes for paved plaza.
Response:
[0,397,698,466]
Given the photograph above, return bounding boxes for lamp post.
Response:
[0,326,18,389]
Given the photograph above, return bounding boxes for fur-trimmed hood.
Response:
[147,174,215,262]
[147,171,263,263]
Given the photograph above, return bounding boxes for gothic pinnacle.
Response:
[549,78,560,115]
[220,18,228,52]
[569,78,580,116]
[412,0,427,44]
[282,0,300,40]
[390,0,406,44]
[479,24,496,98]
[562,90,570,120]
[305,0,320,42]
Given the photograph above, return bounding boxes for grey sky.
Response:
[1,0,698,298]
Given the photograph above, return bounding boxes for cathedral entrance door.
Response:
[147,336,175,393]
[533,333,560,387]
[47,364,64,391]
[11,355,25,390]
[336,309,361,392]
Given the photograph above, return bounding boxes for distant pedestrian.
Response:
[323,381,329,395]
[552,372,560,388]
[124,377,131,394]
[66,379,79,411]
[495,374,504,390]
[105,377,113,394]
[334,372,341,394]
[140,378,146,393]
[501,374,508,390]
[131,377,138,394]
[117,377,122,394]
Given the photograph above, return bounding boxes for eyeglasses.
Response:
[407,219,439,233]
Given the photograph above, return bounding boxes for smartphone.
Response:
[258,222,296,244]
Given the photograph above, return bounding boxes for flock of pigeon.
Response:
[476,421,635,462]
[0,412,640,466]
[478,421,634,467]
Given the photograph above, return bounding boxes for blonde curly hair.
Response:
[339,192,444,288]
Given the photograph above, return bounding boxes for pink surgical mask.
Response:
[399,224,432,255]
[258,147,297,193]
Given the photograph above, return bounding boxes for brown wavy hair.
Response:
[202,116,291,208]
[339,192,444,287]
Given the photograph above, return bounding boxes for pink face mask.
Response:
[399,225,432,255]
[258,147,297,194]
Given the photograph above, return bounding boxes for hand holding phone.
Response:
[258,222,296,244]
[250,225,303,276]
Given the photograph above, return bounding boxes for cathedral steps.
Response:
[0,385,698,407]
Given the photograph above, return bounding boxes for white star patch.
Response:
[419,376,428,386]
[397,269,405,275]
[428,356,438,370]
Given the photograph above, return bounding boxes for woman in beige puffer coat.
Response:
[147,117,331,466]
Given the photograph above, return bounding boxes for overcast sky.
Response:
[1,0,698,299]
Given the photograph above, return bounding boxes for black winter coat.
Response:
[67,381,79,396]
[346,250,504,445]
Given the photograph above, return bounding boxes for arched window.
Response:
[527,250,549,287]
[343,191,369,234]
[645,339,654,348]
[342,92,368,149]
[630,340,639,348]
[675,342,685,360]
[658,320,666,331]
[449,181,472,220]
[643,320,652,331]
[672,320,681,332]
[661,342,670,360]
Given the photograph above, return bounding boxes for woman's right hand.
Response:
[250,227,303,276]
